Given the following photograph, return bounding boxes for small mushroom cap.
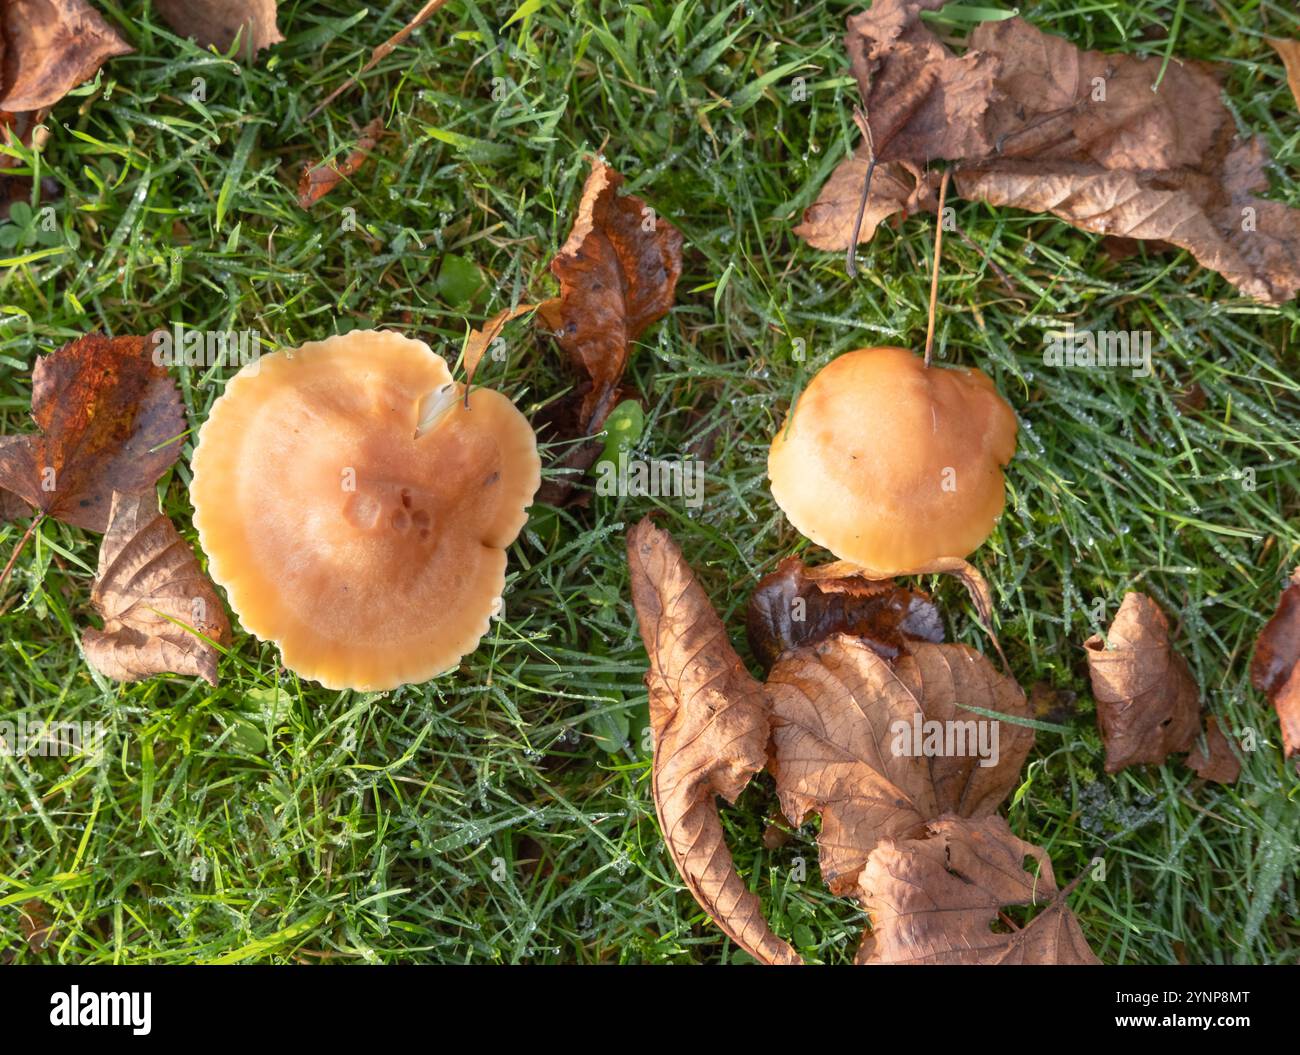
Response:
[191,330,540,690]
[768,347,1017,575]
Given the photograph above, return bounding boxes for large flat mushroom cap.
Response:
[191,330,540,690]
[768,347,1017,576]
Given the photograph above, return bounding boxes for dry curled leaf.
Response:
[629,519,1038,963]
[846,0,997,163]
[154,0,283,61]
[801,0,1300,303]
[627,518,800,965]
[536,159,682,505]
[746,555,942,671]
[296,118,384,209]
[1085,592,1199,773]
[1185,715,1240,785]
[82,491,230,685]
[0,334,186,532]
[766,635,1033,895]
[0,0,132,112]
[462,304,535,393]
[1250,567,1300,768]
[857,814,1100,965]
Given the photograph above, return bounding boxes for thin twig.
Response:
[923,167,951,369]
[845,106,876,278]
[307,0,454,121]
[0,514,44,598]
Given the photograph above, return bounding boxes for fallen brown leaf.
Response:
[462,304,535,394]
[0,0,132,112]
[627,518,800,965]
[766,635,1033,895]
[801,0,1300,303]
[536,158,682,505]
[1085,592,1200,773]
[153,0,283,61]
[1250,567,1300,768]
[1268,38,1300,111]
[629,518,1042,963]
[1185,715,1241,785]
[82,490,230,685]
[0,334,186,532]
[18,899,55,953]
[793,153,935,251]
[845,0,997,163]
[296,118,384,209]
[746,555,941,671]
[857,814,1100,964]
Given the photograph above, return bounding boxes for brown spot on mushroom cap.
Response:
[190,330,540,690]
[768,347,1017,576]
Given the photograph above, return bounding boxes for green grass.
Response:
[1,0,1298,964]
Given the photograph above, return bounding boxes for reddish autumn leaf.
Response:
[153,0,283,61]
[1085,592,1200,773]
[535,159,682,505]
[857,814,1100,965]
[0,334,186,532]
[1250,567,1300,768]
[296,118,384,209]
[746,555,941,671]
[82,491,230,685]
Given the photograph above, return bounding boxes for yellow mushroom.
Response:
[191,329,540,690]
[768,347,1017,576]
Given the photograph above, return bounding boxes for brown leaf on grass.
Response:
[296,118,384,209]
[153,0,283,61]
[1085,592,1200,773]
[793,152,936,251]
[0,334,185,532]
[857,814,1100,964]
[18,899,55,953]
[0,0,132,112]
[627,518,801,966]
[462,304,535,392]
[1268,38,1300,111]
[535,159,682,504]
[845,0,998,163]
[82,491,230,685]
[801,2,1300,303]
[1250,567,1300,767]
[1185,716,1241,785]
[745,555,941,671]
[766,635,1034,895]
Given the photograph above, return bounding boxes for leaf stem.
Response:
[0,513,44,599]
[923,167,951,369]
[845,106,877,278]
